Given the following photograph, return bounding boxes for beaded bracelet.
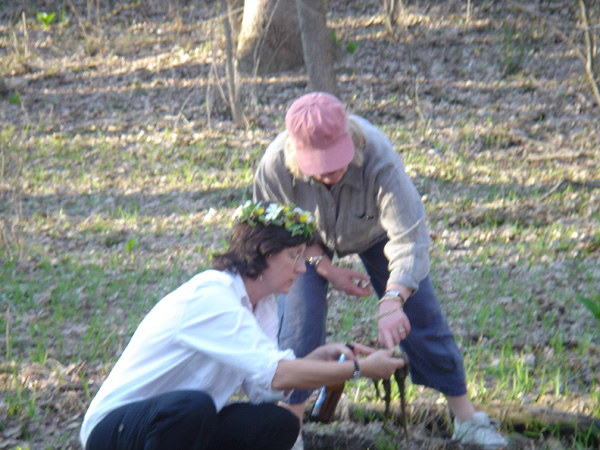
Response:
[377,296,403,307]
[377,307,402,320]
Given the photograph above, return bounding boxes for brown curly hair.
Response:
[212,222,314,279]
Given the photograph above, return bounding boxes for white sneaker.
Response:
[290,434,304,450]
[452,411,508,449]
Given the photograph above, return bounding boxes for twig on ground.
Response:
[539,179,565,201]
[173,87,196,134]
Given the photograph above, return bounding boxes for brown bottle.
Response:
[309,354,346,423]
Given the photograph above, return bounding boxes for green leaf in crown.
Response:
[231,201,316,238]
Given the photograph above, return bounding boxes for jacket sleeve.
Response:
[368,127,431,290]
[253,135,293,205]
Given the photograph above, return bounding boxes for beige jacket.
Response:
[253,115,430,291]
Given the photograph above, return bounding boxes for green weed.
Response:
[36,11,56,30]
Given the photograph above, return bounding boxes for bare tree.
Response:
[236,0,304,74]
[579,0,600,107]
[221,0,245,127]
[0,77,7,97]
[381,0,405,39]
[507,0,600,109]
[295,0,338,96]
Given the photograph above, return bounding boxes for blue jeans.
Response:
[86,390,300,450]
[278,239,467,404]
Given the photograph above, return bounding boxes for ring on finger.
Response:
[398,327,406,334]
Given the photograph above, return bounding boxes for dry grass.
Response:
[1,0,599,449]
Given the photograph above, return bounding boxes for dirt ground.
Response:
[1,0,600,449]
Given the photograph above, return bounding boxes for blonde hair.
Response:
[284,117,366,178]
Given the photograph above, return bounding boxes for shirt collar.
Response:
[300,162,362,190]
[229,271,252,311]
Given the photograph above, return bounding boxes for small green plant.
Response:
[9,93,20,104]
[576,294,600,327]
[501,23,526,76]
[331,30,359,55]
[126,237,136,253]
[346,40,358,54]
[36,12,56,31]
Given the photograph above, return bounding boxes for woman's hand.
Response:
[377,300,411,350]
[361,349,407,380]
[304,343,354,361]
[325,264,373,297]
[345,341,377,358]
[305,341,378,362]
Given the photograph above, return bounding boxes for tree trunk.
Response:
[0,77,7,97]
[295,0,338,96]
[221,0,245,127]
[580,0,600,108]
[237,0,304,75]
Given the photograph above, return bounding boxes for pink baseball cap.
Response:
[285,92,354,176]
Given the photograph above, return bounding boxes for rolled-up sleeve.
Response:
[176,282,294,402]
[375,155,430,290]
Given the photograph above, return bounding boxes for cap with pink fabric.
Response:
[285,92,355,176]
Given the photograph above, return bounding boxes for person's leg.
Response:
[358,240,468,400]
[277,264,329,407]
[360,240,508,448]
[86,390,217,450]
[277,264,329,448]
[208,402,300,450]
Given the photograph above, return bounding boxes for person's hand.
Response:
[345,341,376,358]
[360,349,407,380]
[377,300,411,350]
[306,342,379,362]
[304,343,354,361]
[327,265,373,297]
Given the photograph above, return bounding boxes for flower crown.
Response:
[231,200,316,238]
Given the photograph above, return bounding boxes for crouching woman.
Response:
[80,201,405,450]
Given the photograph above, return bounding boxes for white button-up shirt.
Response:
[80,270,295,448]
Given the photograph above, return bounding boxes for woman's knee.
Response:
[266,405,300,448]
[179,391,217,422]
[155,390,217,434]
[270,406,301,442]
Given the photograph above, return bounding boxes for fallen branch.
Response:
[339,400,600,444]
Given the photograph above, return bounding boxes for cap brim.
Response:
[294,133,355,176]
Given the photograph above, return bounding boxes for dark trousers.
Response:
[86,390,300,450]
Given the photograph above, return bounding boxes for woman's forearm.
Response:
[271,359,355,391]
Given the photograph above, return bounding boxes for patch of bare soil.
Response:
[1,0,599,449]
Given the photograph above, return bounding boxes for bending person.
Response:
[79,201,404,450]
[253,92,508,449]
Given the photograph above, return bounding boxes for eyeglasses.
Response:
[290,252,306,265]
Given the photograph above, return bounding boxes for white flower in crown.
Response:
[232,200,252,220]
[264,203,285,223]
[300,211,313,224]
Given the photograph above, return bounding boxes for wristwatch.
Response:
[307,254,324,268]
[352,359,361,378]
[383,290,406,304]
